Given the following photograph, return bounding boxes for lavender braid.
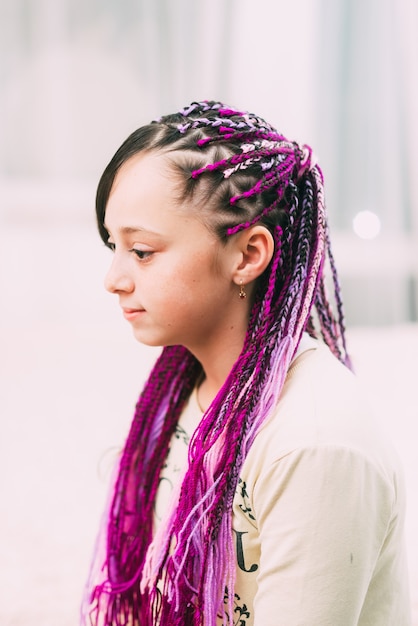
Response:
[83,100,351,626]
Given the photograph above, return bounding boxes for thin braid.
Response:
[227,195,284,235]
[191,146,287,180]
[196,128,284,147]
[84,100,352,626]
[325,234,351,366]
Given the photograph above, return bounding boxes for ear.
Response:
[233,225,274,286]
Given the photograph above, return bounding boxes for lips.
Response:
[122,307,145,322]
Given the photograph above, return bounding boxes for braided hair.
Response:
[84,101,351,626]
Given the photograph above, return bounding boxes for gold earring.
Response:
[239,280,247,299]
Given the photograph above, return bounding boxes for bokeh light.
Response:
[352,210,381,240]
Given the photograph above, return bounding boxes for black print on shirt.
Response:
[233,530,258,573]
[161,424,189,471]
[237,479,256,522]
[174,423,190,446]
[223,589,251,626]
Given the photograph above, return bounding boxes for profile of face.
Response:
[103,151,273,353]
[96,101,347,370]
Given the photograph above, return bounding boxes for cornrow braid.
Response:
[83,100,351,626]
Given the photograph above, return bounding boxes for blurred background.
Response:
[0,0,417,623]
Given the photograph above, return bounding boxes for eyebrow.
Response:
[104,225,162,237]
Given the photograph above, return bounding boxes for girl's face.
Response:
[103,152,248,354]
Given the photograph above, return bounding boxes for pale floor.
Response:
[1,222,417,624]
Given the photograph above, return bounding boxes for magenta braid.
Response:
[86,346,202,624]
[83,100,352,626]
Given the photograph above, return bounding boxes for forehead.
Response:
[110,151,174,200]
[105,152,179,221]
[104,151,210,240]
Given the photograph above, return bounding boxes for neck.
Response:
[191,329,247,413]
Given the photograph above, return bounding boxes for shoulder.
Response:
[242,343,403,503]
[260,343,390,455]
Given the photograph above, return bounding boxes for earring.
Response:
[239,280,247,299]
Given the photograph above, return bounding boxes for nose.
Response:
[104,255,135,294]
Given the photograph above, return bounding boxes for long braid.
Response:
[87,347,202,624]
[83,100,351,626]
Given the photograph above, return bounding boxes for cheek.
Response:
[147,270,196,309]
[143,245,226,312]
[161,272,216,321]
[157,255,208,293]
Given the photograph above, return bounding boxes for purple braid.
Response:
[83,100,352,626]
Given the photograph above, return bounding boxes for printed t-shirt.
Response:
[154,341,411,625]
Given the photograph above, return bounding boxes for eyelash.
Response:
[106,242,153,262]
[132,249,153,261]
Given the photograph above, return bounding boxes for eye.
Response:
[131,248,153,261]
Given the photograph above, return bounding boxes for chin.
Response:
[131,327,172,348]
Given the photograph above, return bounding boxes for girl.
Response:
[82,101,410,625]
